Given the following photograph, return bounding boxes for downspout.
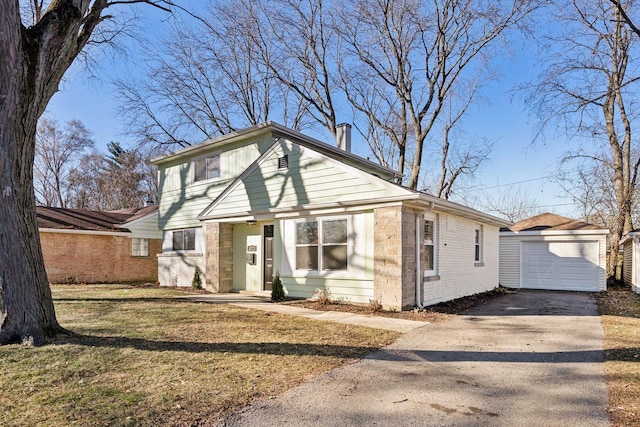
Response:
[415,215,424,309]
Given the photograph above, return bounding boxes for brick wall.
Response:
[204,222,234,292]
[40,231,161,283]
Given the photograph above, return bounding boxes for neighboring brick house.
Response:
[151,122,510,310]
[37,205,162,283]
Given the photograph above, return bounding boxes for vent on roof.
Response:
[278,155,289,169]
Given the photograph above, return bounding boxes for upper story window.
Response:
[295,218,348,271]
[193,153,220,183]
[474,226,483,263]
[173,228,196,251]
[423,213,437,276]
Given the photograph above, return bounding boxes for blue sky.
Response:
[45,9,577,219]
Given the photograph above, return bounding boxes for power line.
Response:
[475,175,554,191]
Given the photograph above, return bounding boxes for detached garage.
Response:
[500,213,608,292]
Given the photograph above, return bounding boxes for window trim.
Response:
[132,237,149,257]
[474,225,483,264]
[423,213,438,277]
[172,228,197,252]
[192,152,221,184]
[294,217,349,272]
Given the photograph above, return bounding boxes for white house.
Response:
[500,213,608,292]
[151,122,510,310]
[622,230,640,294]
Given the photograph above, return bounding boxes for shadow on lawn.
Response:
[54,332,378,358]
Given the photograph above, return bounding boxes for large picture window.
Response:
[193,153,220,182]
[296,218,348,271]
[172,229,196,251]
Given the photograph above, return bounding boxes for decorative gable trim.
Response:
[197,139,286,219]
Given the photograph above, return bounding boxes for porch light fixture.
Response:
[246,220,257,226]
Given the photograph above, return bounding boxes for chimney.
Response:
[336,123,352,153]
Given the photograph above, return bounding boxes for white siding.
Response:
[499,233,608,292]
[499,236,521,288]
[421,213,500,306]
[125,212,162,240]
[623,238,633,288]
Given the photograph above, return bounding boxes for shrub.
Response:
[271,272,285,302]
[313,288,333,305]
[191,268,203,290]
[368,299,383,313]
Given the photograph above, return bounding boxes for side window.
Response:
[193,153,220,182]
[172,229,196,251]
[423,214,437,277]
[474,226,483,263]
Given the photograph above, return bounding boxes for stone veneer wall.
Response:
[204,222,234,292]
[373,205,420,310]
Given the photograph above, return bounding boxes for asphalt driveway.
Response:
[217,290,609,426]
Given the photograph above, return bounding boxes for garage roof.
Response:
[500,212,608,234]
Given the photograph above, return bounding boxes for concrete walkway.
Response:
[179,294,426,333]
[215,291,609,427]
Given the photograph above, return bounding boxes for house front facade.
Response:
[152,122,510,310]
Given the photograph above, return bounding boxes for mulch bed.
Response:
[281,287,512,323]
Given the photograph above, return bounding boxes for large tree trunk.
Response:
[0,3,63,345]
[0,0,110,345]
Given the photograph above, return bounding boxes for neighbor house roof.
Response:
[36,206,158,232]
[500,212,607,233]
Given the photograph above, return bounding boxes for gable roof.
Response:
[37,206,158,232]
[501,212,607,233]
[149,121,401,181]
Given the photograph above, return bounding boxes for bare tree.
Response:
[0,0,174,346]
[251,0,340,137]
[34,117,94,207]
[119,0,310,148]
[338,0,542,190]
[528,0,640,278]
[481,187,541,223]
[68,142,160,210]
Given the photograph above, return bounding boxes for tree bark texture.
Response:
[0,0,108,345]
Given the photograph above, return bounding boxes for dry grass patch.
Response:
[0,284,398,426]
[597,288,640,426]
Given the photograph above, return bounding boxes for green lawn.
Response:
[0,284,398,426]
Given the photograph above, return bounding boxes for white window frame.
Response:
[172,228,197,252]
[474,225,483,263]
[132,238,149,257]
[423,213,438,277]
[294,217,349,272]
[192,152,221,183]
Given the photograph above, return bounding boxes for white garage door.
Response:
[521,241,600,291]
